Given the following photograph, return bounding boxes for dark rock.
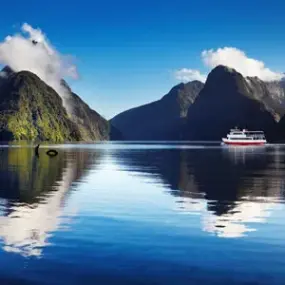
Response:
[186,65,281,141]
[111,81,204,140]
[109,124,124,140]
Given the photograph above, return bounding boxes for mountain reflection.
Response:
[0,142,284,259]
[0,146,100,257]
[114,144,285,238]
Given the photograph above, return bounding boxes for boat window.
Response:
[229,136,265,140]
[245,131,264,135]
[231,132,243,135]
[229,136,246,139]
[236,137,265,140]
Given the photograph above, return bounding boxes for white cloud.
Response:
[176,47,283,82]
[202,47,283,81]
[0,23,78,110]
[175,68,207,83]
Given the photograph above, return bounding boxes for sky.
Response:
[0,0,285,118]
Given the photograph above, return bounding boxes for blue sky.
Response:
[0,0,285,118]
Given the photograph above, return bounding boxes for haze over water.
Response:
[0,142,284,284]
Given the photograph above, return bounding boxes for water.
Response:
[0,142,285,284]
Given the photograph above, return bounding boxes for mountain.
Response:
[0,70,81,141]
[0,68,109,142]
[111,65,285,142]
[61,80,109,141]
[65,92,109,140]
[111,81,204,140]
[185,65,285,141]
[109,124,124,140]
[244,76,285,121]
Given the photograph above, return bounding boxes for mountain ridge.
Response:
[0,67,109,141]
[112,64,285,142]
[185,65,282,141]
[111,81,204,140]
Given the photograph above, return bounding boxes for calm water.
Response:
[0,142,285,284]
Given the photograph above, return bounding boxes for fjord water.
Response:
[0,143,285,284]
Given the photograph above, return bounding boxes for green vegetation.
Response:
[0,143,101,203]
[0,70,108,142]
[4,144,65,203]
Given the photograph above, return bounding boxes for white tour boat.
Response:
[222,128,267,146]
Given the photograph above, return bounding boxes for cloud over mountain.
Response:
[174,68,207,83]
[176,47,283,83]
[0,23,78,109]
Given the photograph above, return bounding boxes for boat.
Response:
[222,128,267,146]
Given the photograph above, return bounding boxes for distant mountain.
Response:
[0,68,109,142]
[109,124,124,140]
[185,65,285,141]
[111,81,204,140]
[111,66,285,142]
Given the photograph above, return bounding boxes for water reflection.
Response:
[202,200,276,238]
[0,146,101,257]
[0,142,285,258]
[113,144,285,238]
[1,143,285,284]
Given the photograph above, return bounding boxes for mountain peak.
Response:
[186,65,279,140]
[163,80,204,101]
[0,67,109,142]
[1,65,13,75]
[111,80,204,140]
[207,65,241,81]
[168,80,203,93]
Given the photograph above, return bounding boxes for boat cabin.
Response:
[227,129,265,140]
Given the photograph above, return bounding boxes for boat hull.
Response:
[222,138,266,146]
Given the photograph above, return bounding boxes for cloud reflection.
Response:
[176,146,285,238]
[112,144,285,239]
[0,161,75,257]
[0,147,98,257]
